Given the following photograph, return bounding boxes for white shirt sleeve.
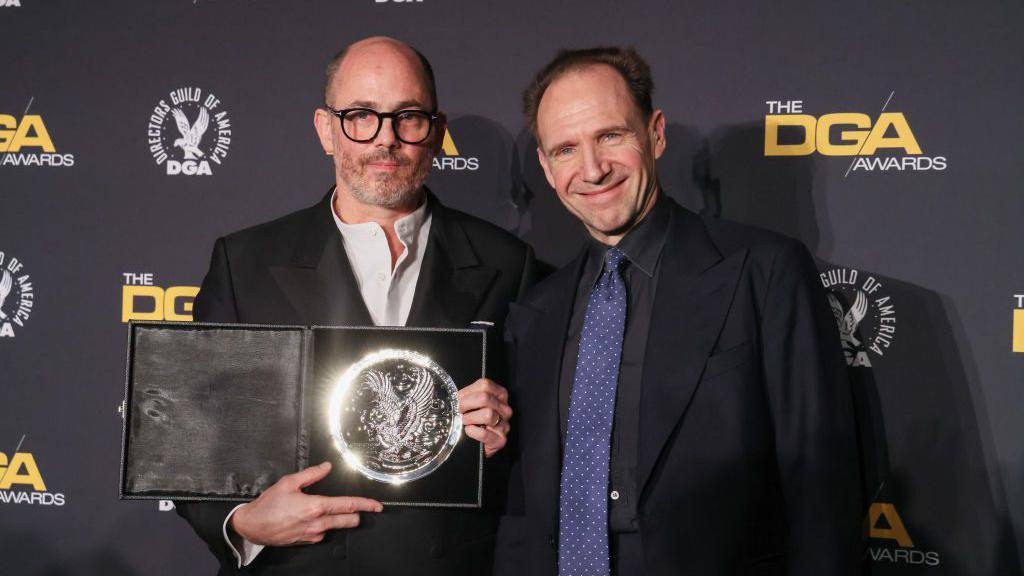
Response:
[222,503,266,567]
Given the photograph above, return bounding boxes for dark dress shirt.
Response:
[558,197,672,534]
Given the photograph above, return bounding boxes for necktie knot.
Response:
[602,247,627,275]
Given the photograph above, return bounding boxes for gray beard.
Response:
[340,153,430,209]
[348,175,421,209]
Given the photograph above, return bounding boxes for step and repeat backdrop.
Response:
[2,0,1022,574]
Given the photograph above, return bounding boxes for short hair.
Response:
[323,42,438,111]
[522,46,654,136]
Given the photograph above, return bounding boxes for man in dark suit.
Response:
[176,36,537,575]
[494,47,863,576]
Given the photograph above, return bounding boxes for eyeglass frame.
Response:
[323,105,441,145]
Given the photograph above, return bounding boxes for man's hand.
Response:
[458,378,513,458]
[231,462,382,546]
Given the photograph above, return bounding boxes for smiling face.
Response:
[535,64,665,245]
[314,38,444,212]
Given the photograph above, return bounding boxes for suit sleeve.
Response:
[492,246,546,575]
[191,236,239,324]
[492,304,530,576]
[760,240,864,576]
[516,245,544,299]
[174,236,247,573]
[484,243,541,505]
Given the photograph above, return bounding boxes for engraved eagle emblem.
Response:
[361,366,436,461]
[171,106,209,160]
[828,290,869,363]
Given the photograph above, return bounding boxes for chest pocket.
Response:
[702,340,755,381]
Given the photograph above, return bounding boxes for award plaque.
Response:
[119,322,486,507]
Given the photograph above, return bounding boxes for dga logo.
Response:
[1,98,76,167]
[0,250,34,338]
[865,502,940,567]
[0,0,21,7]
[764,96,946,175]
[819,267,896,367]
[147,87,231,176]
[122,273,199,322]
[1013,294,1024,353]
[0,436,66,506]
[433,129,478,171]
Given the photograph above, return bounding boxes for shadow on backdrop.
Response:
[511,128,588,268]
[695,119,1020,575]
[427,115,525,236]
[658,123,706,214]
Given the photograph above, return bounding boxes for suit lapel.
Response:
[269,191,373,327]
[406,197,497,327]
[514,253,585,532]
[637,205,747,496]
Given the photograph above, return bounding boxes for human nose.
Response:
[580,144,611,184]
[373,116,399,148]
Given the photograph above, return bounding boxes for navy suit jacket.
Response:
[495,197,863,576]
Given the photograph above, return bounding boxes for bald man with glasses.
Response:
[175,36,538,576]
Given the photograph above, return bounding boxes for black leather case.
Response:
[119,321,485,508]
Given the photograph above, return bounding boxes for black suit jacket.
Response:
[176,190,538,576]
[495,198,862,576]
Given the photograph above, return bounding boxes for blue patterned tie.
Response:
[559,247,628,576]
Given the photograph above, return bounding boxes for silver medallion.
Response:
[328,349,462,484]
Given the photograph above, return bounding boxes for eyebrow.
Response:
[343,99,430,111]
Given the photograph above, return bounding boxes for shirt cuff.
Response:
[222,503,266,568]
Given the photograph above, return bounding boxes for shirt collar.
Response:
[329,186,430,246]
[585,193,671,278]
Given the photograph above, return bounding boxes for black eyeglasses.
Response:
[324,106,439,144]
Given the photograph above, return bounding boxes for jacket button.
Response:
[430,543,446,559]
[331,545,347,559]
[548,534,556,549]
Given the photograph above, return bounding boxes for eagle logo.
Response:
[827,290,870,366]
[0,270,11,320]
[360,366,437,462]
[170,107,209,160]
[329,349,461,484]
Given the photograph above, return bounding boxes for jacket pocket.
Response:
[702,340,755,380]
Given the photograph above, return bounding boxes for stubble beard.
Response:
[339,149,431,209]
